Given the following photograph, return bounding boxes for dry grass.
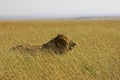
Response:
[0,20,120,80]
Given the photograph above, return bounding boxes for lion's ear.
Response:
[56,34,66,39]
[57,34,63,39]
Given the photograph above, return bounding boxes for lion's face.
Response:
[42,34,76,54]
[69,40,76,51]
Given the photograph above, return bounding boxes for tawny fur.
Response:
[11,34,76,54]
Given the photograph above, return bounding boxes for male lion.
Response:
[42,34,76,54]
[11,34,76,54]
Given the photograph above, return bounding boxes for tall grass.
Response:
[0,20,120,80]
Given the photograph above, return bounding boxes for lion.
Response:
[11,34,76,54]
[42,34,76,54]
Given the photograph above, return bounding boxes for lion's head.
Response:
[42,34,76,54]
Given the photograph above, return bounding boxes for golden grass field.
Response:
[0,20,120,80]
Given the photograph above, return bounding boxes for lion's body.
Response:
[11,45,42,53]
[11,34,76,54]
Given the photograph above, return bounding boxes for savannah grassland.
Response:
[0,20,120,80]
